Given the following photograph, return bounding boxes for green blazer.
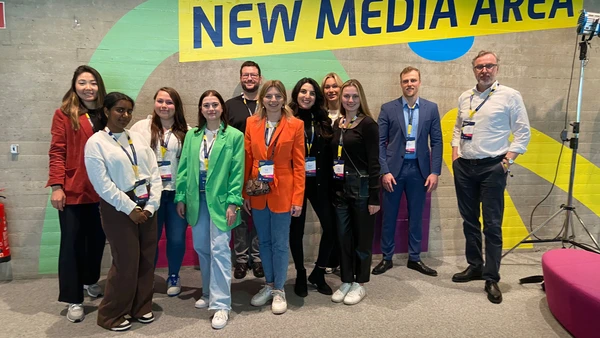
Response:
[175,123,245,231]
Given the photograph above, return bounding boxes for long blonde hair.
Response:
[339,79,373,118]
[60,65,107,130]
[321,72,343,110]
[256,80,294,120]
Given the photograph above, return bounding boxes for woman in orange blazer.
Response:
[46,65,107,323]
[243,80,305,315]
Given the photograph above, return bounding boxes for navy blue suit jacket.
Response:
[378,97,443,179]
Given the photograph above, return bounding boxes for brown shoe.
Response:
[234,263,248,279]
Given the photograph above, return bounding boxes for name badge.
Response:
[305,157,316,177]
[199,170,207,192]
[405,138,416,154]
[133,179,149,206]
[258,160,274,182]
[333,159,345,180]
[158,160,172,181]
[461,121,475,140]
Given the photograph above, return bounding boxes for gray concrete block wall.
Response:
[1,1,599,278]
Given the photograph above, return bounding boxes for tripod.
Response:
[503,35,600,259]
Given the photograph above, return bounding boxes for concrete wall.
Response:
[1,0,599,278]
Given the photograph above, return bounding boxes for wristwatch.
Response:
[504,157,514,165]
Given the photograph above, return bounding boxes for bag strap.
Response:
[340,129,363,176]
[268,126,282,161]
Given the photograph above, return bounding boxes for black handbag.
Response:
[343,147,370,199]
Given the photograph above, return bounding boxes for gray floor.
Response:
[0,252,571,338]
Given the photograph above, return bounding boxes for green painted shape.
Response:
[38,0,349,274]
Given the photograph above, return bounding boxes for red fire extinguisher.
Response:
[0,191,10,263]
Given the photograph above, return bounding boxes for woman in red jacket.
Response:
[46,65,107,323]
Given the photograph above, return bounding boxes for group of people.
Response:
[46,50,531,331]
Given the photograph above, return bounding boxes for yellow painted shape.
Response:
[442,109,532,249]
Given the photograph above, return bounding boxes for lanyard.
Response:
[337,114,358,159]
[305,117,314,154]
[202,130,217,170]
[105,128,139,179]
[265,120,279,146]
[406,104,416,136]
[160,129,172,159]
[85,113,94,129]
[242,94,255,116]
[469,83,498,119]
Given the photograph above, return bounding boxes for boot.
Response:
[308,267,333,295]
[294,269,308,297]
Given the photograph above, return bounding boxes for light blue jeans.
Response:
[192,193,232,310]
[252,206,291,290]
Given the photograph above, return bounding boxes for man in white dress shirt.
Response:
[451,51,531,304]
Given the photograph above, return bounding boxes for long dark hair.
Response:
[149,87,188,150]
[195,90,229,133]
[61,65,107,130]
[289,77,333,140]
[103,92,135,112]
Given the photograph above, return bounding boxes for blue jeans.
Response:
[192,193,232,310]
[252,206,291,290]
[155,190,188,276]
[381,160,426,262]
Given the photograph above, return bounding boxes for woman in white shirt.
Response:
[130,87,190,297]
[84,92,162,332]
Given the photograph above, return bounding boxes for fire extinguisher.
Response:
[0,192,10,263]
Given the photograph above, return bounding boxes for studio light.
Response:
[577,10,600,36]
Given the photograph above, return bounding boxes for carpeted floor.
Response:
[0,252,572,338]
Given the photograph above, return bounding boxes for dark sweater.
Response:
[331,115,381,205]
[226,94,257,133]
[296,108,334,190]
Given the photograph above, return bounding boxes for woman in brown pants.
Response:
[84,92,162,331]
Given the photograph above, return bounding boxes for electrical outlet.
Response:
[10,144,19,154]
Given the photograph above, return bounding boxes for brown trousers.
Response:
[97,198,157,330]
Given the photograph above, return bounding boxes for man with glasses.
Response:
[451,51,531,304]
[226,61,264,279]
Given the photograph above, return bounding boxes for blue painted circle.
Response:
[408,36,475,62]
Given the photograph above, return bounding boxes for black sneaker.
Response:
[252,262,265,278]
[111,319,132,332]
[234,263,248,279]
[137,312,155,324]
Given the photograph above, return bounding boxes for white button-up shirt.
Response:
[452,81,531,159]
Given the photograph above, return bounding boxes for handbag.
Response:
[245,128,281,196]
[342,144,370,199]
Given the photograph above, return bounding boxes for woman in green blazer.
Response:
[175,90,244,330]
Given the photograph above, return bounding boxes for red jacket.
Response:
[46,109,100,205]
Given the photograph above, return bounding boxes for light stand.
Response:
[503,31,600,259]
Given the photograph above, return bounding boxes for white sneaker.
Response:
[211,310,229,329]
[195,296,209,309]
[83,284,103,298]
[331,283,352,303]
[66,303,84,323]
[343,282,366,305]
[166,274,181,297]
[271,290,287,315]
[251,285,273,307]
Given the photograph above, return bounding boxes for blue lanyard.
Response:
[304,117,314,154]
[202,130,217,169]
[105,128,139,177]
[337,114,358,159]
[469,83,499,118]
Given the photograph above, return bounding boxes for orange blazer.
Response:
[244,115,305,213]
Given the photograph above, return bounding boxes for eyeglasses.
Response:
[473,64,497,71]
[241,73,260,79]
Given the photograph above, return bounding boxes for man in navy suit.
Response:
[373,66,443,276]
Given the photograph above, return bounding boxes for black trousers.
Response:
[333,194,375,284]
[289,179,336,270]
[58,203,106,304]
[453,156,507,282]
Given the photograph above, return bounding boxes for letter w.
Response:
[257,1,302,43]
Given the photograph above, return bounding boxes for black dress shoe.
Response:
[294,269,308,297]
[485,281,502,304]
[372,260,393,275]
[308,267,333,295]
[234,263,248,279]
[252,262,265,278]
[452,266,483,283]
[407,260,438,277]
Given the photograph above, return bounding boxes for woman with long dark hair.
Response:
[130,87,190,296]
[85,92,162,331]
[175,90,245,329]
[288,77,336,297]
[47,65,107,323]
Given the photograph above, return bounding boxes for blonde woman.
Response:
[244,80,305,314]
[321,72,343,123]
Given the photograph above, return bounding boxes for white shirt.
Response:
[452,81,531,159]
[84,129,162,216]
[129,117,191,191]
[328,109,340,123]
[199,128,218,171]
